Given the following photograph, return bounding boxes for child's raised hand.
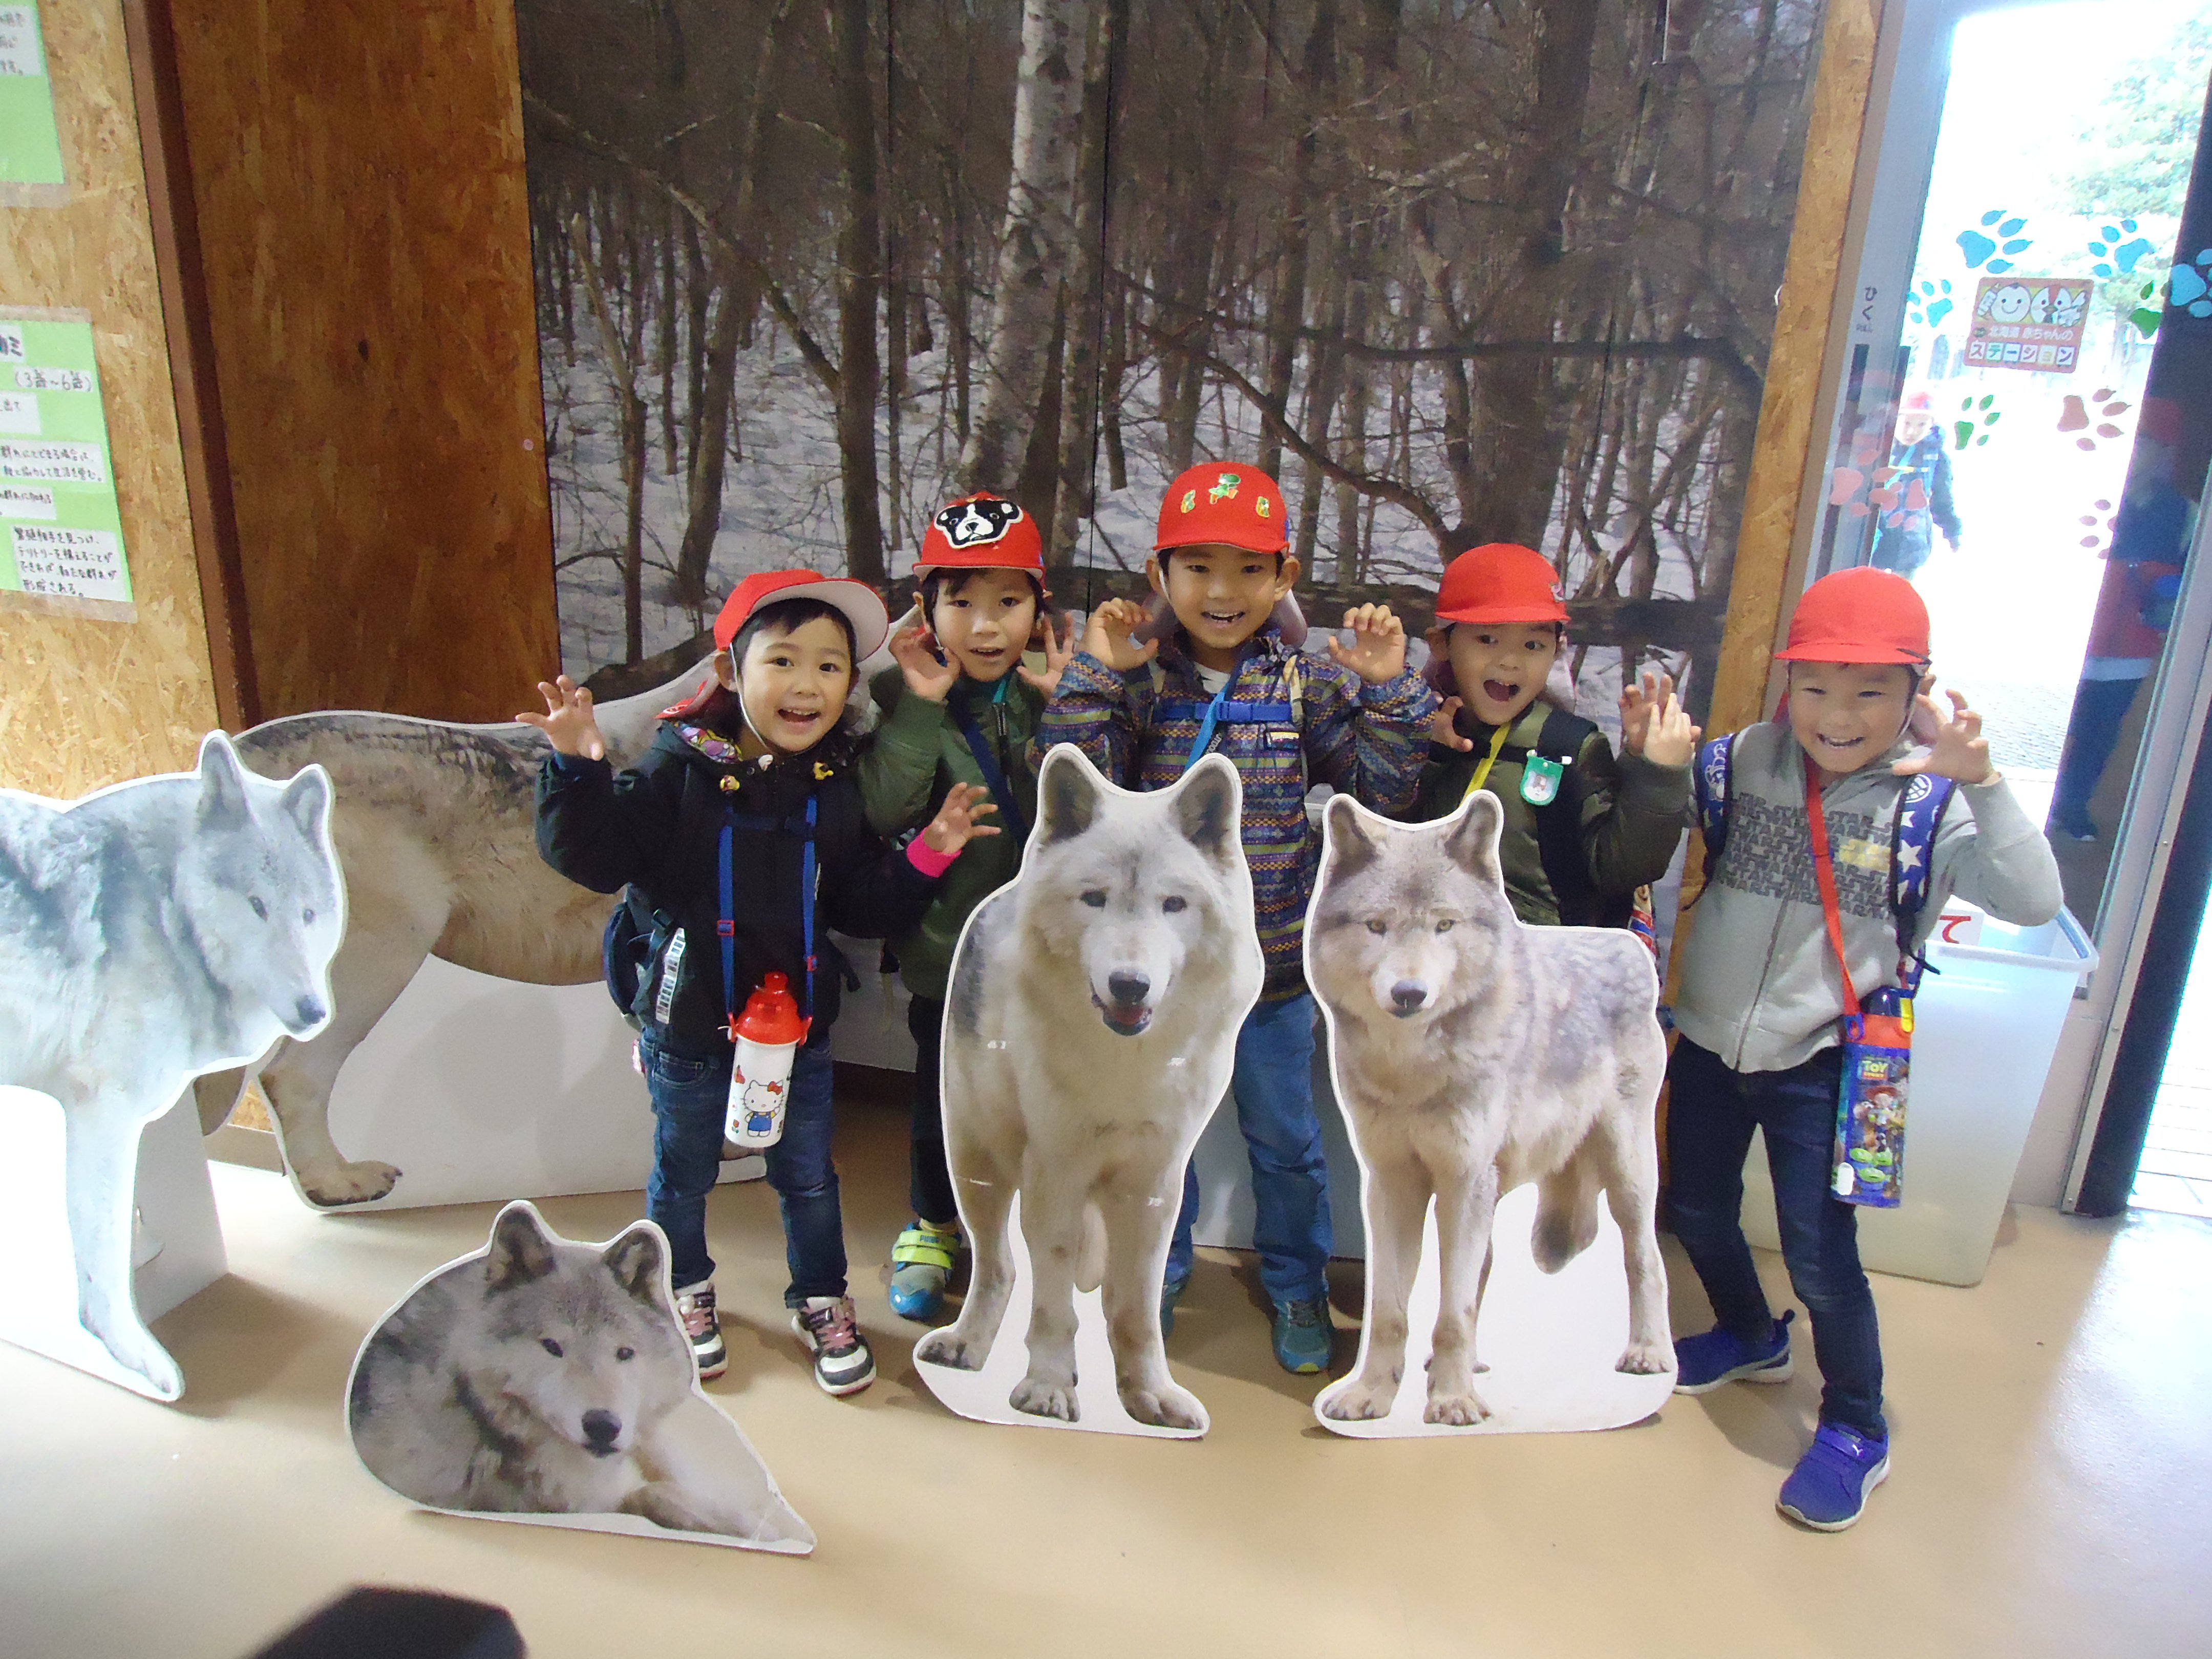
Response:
[1892,684,1994,784]
[1015,612,1078,698]
[1622,670,1701,769]
[518,675,607,761]
[1429,695,1476,753]
[920,782,1001,855]
[1328,603,1409,685]
[890,622,957,703]
[1083,598,1160,673]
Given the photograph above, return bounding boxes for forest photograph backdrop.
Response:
[513,0,1826,724]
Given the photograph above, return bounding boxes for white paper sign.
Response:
[0,391,37,433]
[13,524,123,601]
[0,437,103,483]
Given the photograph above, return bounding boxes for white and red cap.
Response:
[712,569,890,660]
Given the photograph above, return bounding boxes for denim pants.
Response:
[1165,991,1330,1304]
[904,994,959,1228]
[638,1027,845,1307]
[1666,1036,1886,1438]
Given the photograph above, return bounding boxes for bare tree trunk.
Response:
[1051,0,1119,561]
[683,216,706,462]
[657,207,678,473]
[571,210,647,666]
[958,0,1091,491]
[1259,0,1336,481]
[830,0,886,581]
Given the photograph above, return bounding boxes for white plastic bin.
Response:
[1740,903,2098,1287]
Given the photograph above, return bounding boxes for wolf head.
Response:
[468,1204,691,1459]
[1308,792,1513,1028]
[179,731,345,1041]
[1022,746,1244,1038]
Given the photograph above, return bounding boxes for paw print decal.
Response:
[2088,220,2158,279]
[2167,248,2212,321]
[1907,279,1955,329]
[1959,210,2032,275]
[2058,389,2131,453]
[1953,392,2002,451]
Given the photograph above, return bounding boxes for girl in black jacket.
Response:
[528,571,998,1396]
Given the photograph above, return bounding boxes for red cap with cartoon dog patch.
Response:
[916,492,1046,575]
[1155,461,1289,555]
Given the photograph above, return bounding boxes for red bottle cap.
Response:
[732,971,809,1045]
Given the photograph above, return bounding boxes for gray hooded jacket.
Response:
[1671,720,2064,1074]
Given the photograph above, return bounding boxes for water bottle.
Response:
[726,972,808,1150]
[1832,985,1911,1208]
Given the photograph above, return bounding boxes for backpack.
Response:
[1507,706,1637,930]
[1693,731,1956,971]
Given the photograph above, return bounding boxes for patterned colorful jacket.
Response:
[1039,624,1438,1001]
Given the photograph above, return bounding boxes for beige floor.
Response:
[5,1097,2210,1659]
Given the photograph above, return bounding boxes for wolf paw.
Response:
[1321,1378,1398,1421]
[1616,1335,1676,1375]
[87,1316,182,1400]
[914,1328,985,1371]
[1422,1387,1491,1427]
[1119,1381,1204,1430]
[1009,1376,1079,1422]
[299,1159,401,1207]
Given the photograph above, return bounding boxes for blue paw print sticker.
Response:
[2088,220,2158,279]
[2168,249,2212,320]
[1959,209,2032,274]
[1908,279,1954,329]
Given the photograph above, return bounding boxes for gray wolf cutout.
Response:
[348,1201,812,1549]
[194,657,713,1207]
[1307,792,1673,1426]
[0,732,344,1398]
[916,746,1261,1431]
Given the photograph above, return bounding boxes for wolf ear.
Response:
[280,763,331,845]
[603,1226,666,1307]
[1035,743,1100,846]
[1443,791,1505,884]
[1175,754,1239,864]
[485,1204,558,1289]
[1323,793,1380,876]
[194,731,251,832]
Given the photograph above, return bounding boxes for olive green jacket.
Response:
[859,665,1045,1001]
[1408,700,1690,926]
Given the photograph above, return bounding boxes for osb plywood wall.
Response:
[0,2,220,798]
[166,0,558,722]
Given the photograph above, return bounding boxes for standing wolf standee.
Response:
[0,732,345,1398]
[1307,792,1673,1431]
[915,747,1261,1435]
[194,658,712,1207]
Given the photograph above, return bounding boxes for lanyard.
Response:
[1803,756,1861,1017]
[1186,678,1233,769]
[719,793,819,1031]
[1458,722,1515,807]
[953,682,1028,840]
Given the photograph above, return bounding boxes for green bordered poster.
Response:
[0,308,131,620]
[0,4,66,205]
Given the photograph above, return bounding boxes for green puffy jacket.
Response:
[1408,700,1690,927]
[858,665,1045,1001]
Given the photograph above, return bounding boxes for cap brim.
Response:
[1434,603,1571,626]
[721,578,890,660]
[1772,639,1928,665]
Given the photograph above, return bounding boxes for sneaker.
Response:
[1672,1309,1794,1394]
[792,1296,875,1396]
[1271,1296,1332,1375]
[1777,1421,1890,1530]
[887,1220,962,1324]
[2054,811,2098,844]
[1160,1271,1191,1337]
[675,1281,727,1380]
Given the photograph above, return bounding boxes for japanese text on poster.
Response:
[0,4,65,199]
[1963,276,2091,374]
[0,312,130,610]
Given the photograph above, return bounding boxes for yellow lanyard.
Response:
[1459,722,1514,805]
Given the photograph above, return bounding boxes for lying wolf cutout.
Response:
[916,746,1261,1432]
[194,658,712,1206]
[348,1201,812,1550]
[1308,792,1673,1427]
[0,732,344,1397]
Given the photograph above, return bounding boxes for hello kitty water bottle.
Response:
[727,973,808,1150]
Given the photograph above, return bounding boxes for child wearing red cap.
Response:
[858,494,1075,1324]
[525,570,1000,1397]
[1041,460,1438,1376]
[1408,539,1694,923]
[1667,566,2060,1530]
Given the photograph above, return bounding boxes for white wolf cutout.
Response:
[0,731,344,1398]
[1307,792,1674,1433]
[348,1201,813,1552]
[915,746,1261,1436]
[195,657,713,1207]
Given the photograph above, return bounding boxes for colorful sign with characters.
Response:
[1963,276,2091,373]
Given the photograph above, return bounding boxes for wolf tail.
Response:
[1075,1204,1107,1296]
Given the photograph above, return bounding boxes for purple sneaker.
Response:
[1672,1309,1794,1394]
[1778,1421,1890,1530]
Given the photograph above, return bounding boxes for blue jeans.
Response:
[1665,1036,1886,1438]
[1165,992,1330,1304]
[638,1029,845,1306]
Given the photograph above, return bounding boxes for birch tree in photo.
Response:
[958,0,1092,494]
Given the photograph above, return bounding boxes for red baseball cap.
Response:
[916,492,1046,575]
[1435,543,1569,626]
[1155,461,1289,554]
[712,569,890,659]
[1901,390,1934,413]
[1773,567,1930,666]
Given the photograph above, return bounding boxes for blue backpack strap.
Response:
[1693,732,1735,882]
[952,692,1029,841]
[1888,773,1955,985]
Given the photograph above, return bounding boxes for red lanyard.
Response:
[1803,756,1861,1017]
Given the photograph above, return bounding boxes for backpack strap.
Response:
[1694,732,1737,886]
[1887,772,1956,985]
[1522,708,1619,927]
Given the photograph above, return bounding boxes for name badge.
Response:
[1520,755,1564,806]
